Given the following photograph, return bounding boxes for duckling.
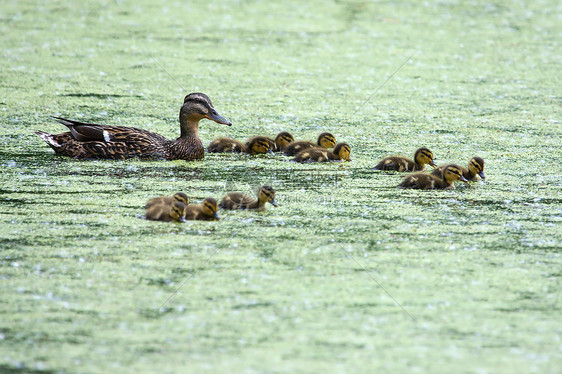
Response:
[293,142,351,163]
[219,185,278,210]
[373,147,437,172]
[185,197,220,221]
[399,164,468,189]
[207,137,244,153]
[283,132,336,156]
[263,132,294,152]
[432,157,485,181]
[144,192,189,209]
[244,136,274,155]
[36,93,231,160]
[145,201,187,222]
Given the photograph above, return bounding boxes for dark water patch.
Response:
[0,364,59,374]
[58,93,144,99]
[232,301,273,310]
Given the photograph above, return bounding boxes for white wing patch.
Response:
[103,130,111,142]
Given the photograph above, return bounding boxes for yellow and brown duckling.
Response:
[244,136,274,155]
[219,186,278,211]
[283,132,336,156]
[373,147,436,172]
[399,164,469,190]
[144,192,189,210]
[145,201,187,222]
[432,157,485,181]
[207,137,244,153]
[264,132,294,152]
[35,93,231,160]
[185,197,220,221]
[293,142,351,163]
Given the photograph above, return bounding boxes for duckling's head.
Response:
[172,192,189,206]
[469,157,485,179]
[201,197,220,220]
[275,132,294,150]
[248,137,273,154]
[180,92,231,127]
[443,165,469,184]
[258,185,279,207]
[170,201,187,223]
[414,147,437,167]
[317,132,336,148]
[333,143,351,161]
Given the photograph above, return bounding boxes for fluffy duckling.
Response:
[219,185,278,211]
[145,201,187,222]
[264,132,294,152]
[244,136,274,155]
[283,132,336,156]
[207,137,244,153]
[432,157,485,181]
[144,192,189,209]
[399,164,468,189]
[373,147,437,172]
[293,142,351,163]
[185,197,220,221]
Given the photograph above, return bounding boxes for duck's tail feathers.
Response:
[35,131,62,150]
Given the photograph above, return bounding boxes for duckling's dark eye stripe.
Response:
[204,203,215,211]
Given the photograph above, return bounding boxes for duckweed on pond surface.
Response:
[1,0,561,373]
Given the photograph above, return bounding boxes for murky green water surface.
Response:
[1,0,560,373]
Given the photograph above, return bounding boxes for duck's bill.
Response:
[179,217,187,223]
[479,171,486,179]
[270,199,279,207]
[267,149,274,155]
[206,112,232,126]
[213,212,221,220]
[429,160,437,167]
[460,176,469,183]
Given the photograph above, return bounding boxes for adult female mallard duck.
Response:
[144,192,189,209]
[263,132,294,152]
[35,93,231,160]
[432,157,485,181]
[219,185,278,210]
[373,147,436,172]
[283,132,336,156]
[293,142,351,163]
[145,201,187,222]
[185,197,220,221]
[398,164,468,189]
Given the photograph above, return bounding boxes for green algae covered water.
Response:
[1,0,561,373]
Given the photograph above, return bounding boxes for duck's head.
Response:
[180,93,231,127]
[443,165,469,184]
[258,185,278,207]
[172,192,189,206]
[248,136,273,154]
[275,132,294,150]
[333,142,351,161]
[414,147,437,167]
[201,197,220,220]
[469,157,485,179]
[170,201,187,223]
[317,132,336,148]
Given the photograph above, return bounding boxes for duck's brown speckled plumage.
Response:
[293,142,351,163]
[432,157,485,181]
[373,147,436,172]
[283,132,336,156]
[399,164,468,190]
[35,93,231,160]
[219,186,278,210]
[207,137,244,153]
